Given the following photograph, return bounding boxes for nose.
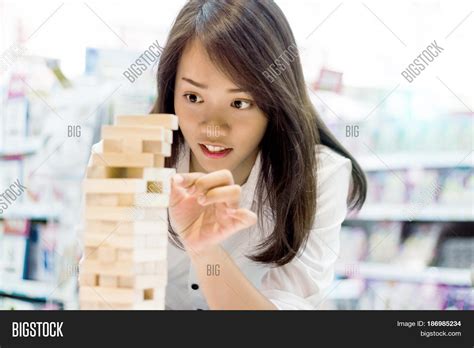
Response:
[204,124,227,140]
[198,102,229,139]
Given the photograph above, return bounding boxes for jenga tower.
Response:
[79,114,178,310]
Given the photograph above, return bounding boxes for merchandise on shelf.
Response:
[396,223,442,269]
[27,222,57,282]
[372,169,472,206]
[366,222,402,263]
[0,220,29,279]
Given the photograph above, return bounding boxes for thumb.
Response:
[227,208,258,231]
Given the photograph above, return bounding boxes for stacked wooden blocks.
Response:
[79,114,178,310]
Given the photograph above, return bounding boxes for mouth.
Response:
[198,143,233,159]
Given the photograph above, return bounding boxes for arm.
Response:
[187,245,277,310]
[169,170,276,309]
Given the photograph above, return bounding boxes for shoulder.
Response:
[315,144,352,184]
[313,145,353,226]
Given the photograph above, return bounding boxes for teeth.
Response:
[203,144,227,152]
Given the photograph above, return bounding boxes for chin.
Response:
[198,156,234,173]
[192,150,233,172]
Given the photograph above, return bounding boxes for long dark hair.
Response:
[152,0,367,266]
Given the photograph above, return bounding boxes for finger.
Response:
[198,185,241,208]
[172,173,205,197]
[194,169,234,195]
[173,172,206,189]
[170,173,204,206]
[227,208,258,230]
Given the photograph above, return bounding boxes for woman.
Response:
[152,0,366,310]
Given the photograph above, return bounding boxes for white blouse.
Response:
[165,143,352,310]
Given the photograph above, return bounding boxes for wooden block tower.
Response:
[79,114,178,310]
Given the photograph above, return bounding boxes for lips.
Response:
[199,143,233,159]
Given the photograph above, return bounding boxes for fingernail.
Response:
[197,195,206,204]
[173,174,184,184]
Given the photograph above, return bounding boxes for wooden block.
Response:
[143,141,172,156]
[122,139,143,153]
[130,299,165,310]
[84,206,142,222]
[101,125,172,143]
[91,153,154,168]
[102,139,122,152]
[135,193,169,207]
[83,179,147,193]
[79,286,142,304]
[123,168,144,178]
[144,287,166,301]
[83,233,148,249]
[80,258,166,276]
[83,247,98,260]
[83,221,121,235]
[116,247,168,262]
[99,275,118,287]
[84,220,168,236]
[142,168,176,181]
[84,206,168,222]
[118,274,167,289]
[81,298,165,310]
[86,167,154,179]
[147,181,164,194]
[83,301,119,310]
[83,231,167,250]
[143,168,175,193]
[103,139,144,153]
[79,301,101,310]
[116,193,169,207]
[146,234,168,248]
[85,193,168,208]
[115,114,179,130]
[86,166,123,179]
[123,168,174,181]
[153,155,165,167]
[165,131,173,144]
[86,194,120,206]
[79,272,98,286]
[143,261,157,274]
[116,194,136,206]
[97,246,116,263]
[83,206,120,221]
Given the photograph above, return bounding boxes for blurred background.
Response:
[0,0,472,310]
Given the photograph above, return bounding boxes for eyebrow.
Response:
[181,77,246,93]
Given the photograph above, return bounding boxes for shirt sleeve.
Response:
[259,148,352,310]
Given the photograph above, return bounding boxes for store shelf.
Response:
[356,151,474,171]
[0,137,45,158]
[0,278,59,302]
[335,262,473,286]
[347,204,473,221]
[0,202,62,220]
[328,279,366,300]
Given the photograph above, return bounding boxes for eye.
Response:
[231,99,253,110]
[183,93,204,104]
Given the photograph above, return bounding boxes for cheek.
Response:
[232,114,268,148]
[174,100,199,138]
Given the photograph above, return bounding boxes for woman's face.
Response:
[174,40,268,185]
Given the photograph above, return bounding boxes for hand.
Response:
[169,169,257,253]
